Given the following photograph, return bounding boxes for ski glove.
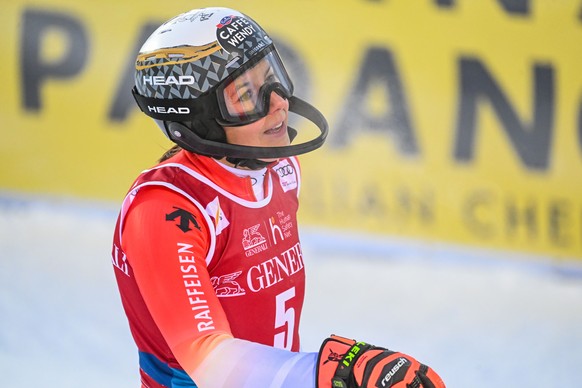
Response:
[316,335,445,388]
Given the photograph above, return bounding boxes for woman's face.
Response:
[221,59,290,160]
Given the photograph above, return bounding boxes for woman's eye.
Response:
[238,89,254,103]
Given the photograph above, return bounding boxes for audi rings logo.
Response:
[274,161,298,193]
[275,164,294,178]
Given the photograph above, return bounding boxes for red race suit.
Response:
[111,151,317,387]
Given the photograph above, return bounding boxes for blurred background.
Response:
[1,1,581,387]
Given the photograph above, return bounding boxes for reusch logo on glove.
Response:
[378,357,410,387]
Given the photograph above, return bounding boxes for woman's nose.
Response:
[268,90,289,113]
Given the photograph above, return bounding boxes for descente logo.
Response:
[143,75,196,86]
[147,106,190,114]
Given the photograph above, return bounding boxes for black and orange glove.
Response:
[316,335,445,388]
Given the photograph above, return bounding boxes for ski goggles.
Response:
[215,49,294,126]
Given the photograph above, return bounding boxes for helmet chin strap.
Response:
[164,96,327,168]
[223,127,297,170]
[225,157,272,170]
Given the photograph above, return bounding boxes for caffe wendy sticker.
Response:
[216,15,272,60]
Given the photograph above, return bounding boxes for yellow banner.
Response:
[1,1,581,258]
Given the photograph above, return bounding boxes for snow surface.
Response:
[1,194,581,387]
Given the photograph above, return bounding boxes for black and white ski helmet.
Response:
[132,7,327,161]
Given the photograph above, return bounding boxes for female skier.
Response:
[111,7,445,388]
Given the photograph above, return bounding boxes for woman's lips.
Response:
[264,121,284,135]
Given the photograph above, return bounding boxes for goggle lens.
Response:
[218,50,293,125]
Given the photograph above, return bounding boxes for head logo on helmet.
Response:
[131,7,328,166]
[134,9,270,100]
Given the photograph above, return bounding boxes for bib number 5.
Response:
[274,287,295,350]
